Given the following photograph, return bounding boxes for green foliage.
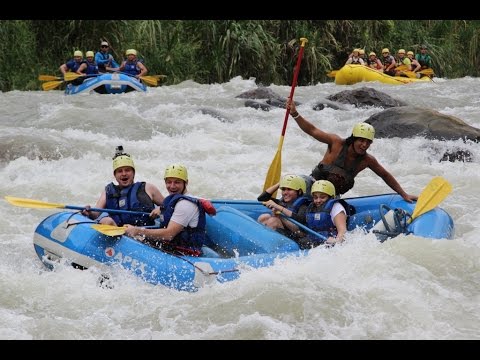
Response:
[1,20,480,91]
[0,21,37,91]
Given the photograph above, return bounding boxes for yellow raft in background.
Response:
[335,64,432,85]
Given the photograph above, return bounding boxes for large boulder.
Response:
[312,99,347,111]
[237,86,300,110]
[366,106,480,142]
[199,107,231,123]
[236,87,284,102]
[327,87,406,108]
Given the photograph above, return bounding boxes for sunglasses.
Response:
[101,45,109,48]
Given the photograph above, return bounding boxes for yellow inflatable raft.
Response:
[335,64,432,85]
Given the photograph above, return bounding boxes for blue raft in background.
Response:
[65,73,147,95]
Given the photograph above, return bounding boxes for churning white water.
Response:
[0,76,478,339]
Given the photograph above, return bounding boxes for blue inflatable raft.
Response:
[65,73,147,95]
[33,194,454,291]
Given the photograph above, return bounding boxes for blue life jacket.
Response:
[105,182,154,226]
[95,52,119,70]
[85,60,99,75]
[160,194,206,251]
[305,199,338,243]
[283,196,310,215]
[66,59,84,72]
[122,60,140,76]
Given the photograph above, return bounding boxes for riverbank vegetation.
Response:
[1,20,479,91]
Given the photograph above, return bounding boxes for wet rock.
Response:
[312,99,347,111]
[327,87,406,108]
[199,108,231,123]
[237,86,300,110]
[366,106,480,142]
[244,100,272,111]
[440,150,473,162]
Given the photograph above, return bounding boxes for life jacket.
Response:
[311,142,365,195]
[416,54,432,68]
[350,56,362,64]
[85,60,99,75]
[381,55,394,67]
[105,182,155,226]
[305,199,354,243]
[382,55,396,75]
[122,59,140,76]
[283,196,311,216]
[366,58,382,70]
[159,194,207,252]
[66,59,84,72]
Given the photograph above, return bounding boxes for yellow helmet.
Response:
[164,163,188,182]
[311,180,336,197]
[86,51,94,58]
[359,49,365,55]
[407,51,414,56]
[398,49,406,54]
[279,174,306,193]
[125,49,137,56]
[74,50,83,57]
[352,122,375,141]
[369,52,376,56]
[382,48,389,54]
[113,155,135,172]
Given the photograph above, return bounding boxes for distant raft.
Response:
[65,73,147,95]
[335,64,432,85]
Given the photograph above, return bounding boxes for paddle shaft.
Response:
[67,205,150,216]
[260,200,327,241]
[280,38,308,136]
[279,213,327,241]
[262,38,308,194]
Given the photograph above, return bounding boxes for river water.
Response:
[0,76,478,339]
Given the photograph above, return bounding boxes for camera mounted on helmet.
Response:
[113,145,130,160]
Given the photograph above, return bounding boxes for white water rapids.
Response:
[0,76,478,339]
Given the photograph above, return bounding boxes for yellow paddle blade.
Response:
[92,224,126,237]
[399,70,418,79]
[4,196,65,209]
[38,75,62,81]
[395,64,408,72]
[63,72,84,82]
[42,80,64,91]
[153,74,167,80]
[263,147,282,198]
[410,177,452,221]
[326,70,338,78]
[139,75,158,86]
[419,68,434,76]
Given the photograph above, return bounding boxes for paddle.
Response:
[262,37,308,197]
[408,177,452,223]
[42,80,64,91]
[326,70,338,78]
[395,65,434,78]
[279,213,327,241]
[92,224,158,237]
[38,75,62,81]
[262,201,327,241]
[64,72,159,86]
[419,68,434,76]
[4,196,151,216]
[92,224,128,236]
[399,70,418,78]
